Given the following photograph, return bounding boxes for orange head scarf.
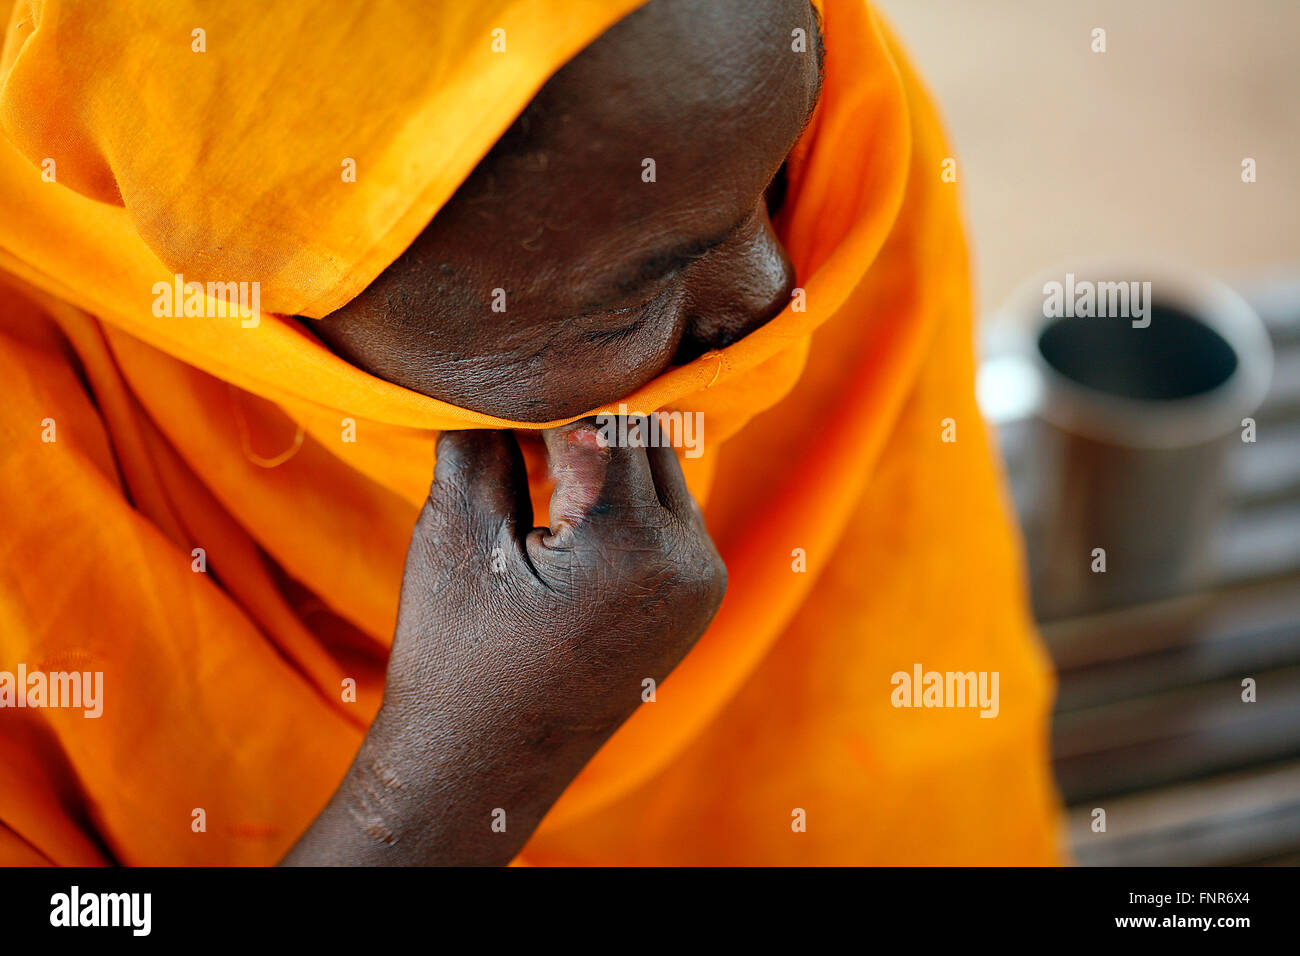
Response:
[0,0,1063,864]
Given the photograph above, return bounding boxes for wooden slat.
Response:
[1065,759,1300,866]
[1043,578,1300,712]
[1052,666,1300,804]
[1228,421,1300,501]
[1217,502,1300,584]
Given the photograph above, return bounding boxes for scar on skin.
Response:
[349,807,399,847]
[346,755,405,846]
[355,749,407,788]
[547,426,609,533]
[566,425,607,451]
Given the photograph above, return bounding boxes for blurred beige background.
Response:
[875,0,1300,319]
[871,1,1300,866]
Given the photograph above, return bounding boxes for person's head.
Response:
[313,0,824,422]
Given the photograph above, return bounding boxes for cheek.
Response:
[567,291,689,402]
[420,340,659,422]
[483,283,688,420]
[315,259,692,422]
[503,335,680,421]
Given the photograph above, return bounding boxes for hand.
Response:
[284,417,726,865]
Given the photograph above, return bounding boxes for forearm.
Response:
[281,703,617,866]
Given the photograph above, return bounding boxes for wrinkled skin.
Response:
[313,0,823,422]
[286,424,725,864]
[286,0,823,865]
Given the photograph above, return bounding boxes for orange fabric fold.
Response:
[0,0,1063,864]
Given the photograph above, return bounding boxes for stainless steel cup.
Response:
[1001,261,1274,620]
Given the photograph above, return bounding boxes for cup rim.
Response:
[997,258,1275,449]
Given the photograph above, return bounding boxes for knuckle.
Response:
[679,544,727,613]
[630,524,725,612]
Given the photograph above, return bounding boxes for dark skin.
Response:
[285,0,824,865]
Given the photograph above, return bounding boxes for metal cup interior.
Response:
[999,262,1275,617]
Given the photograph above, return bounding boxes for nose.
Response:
[674,208,796,364]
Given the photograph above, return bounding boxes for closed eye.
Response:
[584,313,648,345]
[576,207,754,342]
[618,215,749,294]
[580,280,676,344]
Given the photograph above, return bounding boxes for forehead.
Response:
[473,0,821,229]
[558,0,820,125]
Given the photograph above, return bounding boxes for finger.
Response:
[644,429,703,526]
[431,429,533,537]
[539,417,658,541]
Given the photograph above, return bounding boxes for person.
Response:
[0,0,1064,865]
